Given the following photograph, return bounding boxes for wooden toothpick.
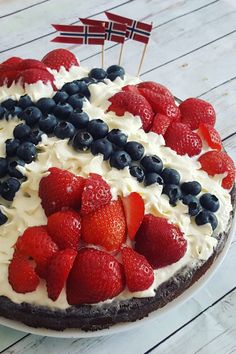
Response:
[136,43,148,77]
[118,42,124,66]
[101,44,105,68]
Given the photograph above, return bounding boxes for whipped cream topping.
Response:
[0,64,233,309]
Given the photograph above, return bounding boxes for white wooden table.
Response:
[0,0,236,353]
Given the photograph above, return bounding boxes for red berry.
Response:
[135,215,187,269]
[1,57,23,70]
[47,210,81,250]
[42,49,79,71]
[17,59,48,71]
[81,199,126,252]
[164,122,202,157]
[81,173,112,215]
[179,98,216,130]
[137,81,174,100]
[39,167,85,216]
[121,192,144,240]
[122,84,140,95]
[150,113,171,136]
[107,91,154,132]
[121,247,154,292]
[46,249,77,301]
[198,151,235,190]
[66,248,125,305]
[8,251,40,293]
[198,123,222,151]
[16,68,56,89]
[0,70,20,87]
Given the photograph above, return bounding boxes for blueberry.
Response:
[181,181,201,196]
[107,70,125,81]
[18,95,33,109]
[144,172,164,186]
[39,114,57,134]
[72,131,93,151]
[1,177,21,201]
[53,103,73,120]
[140,155,163,174]
[161,168,180,185]
[0,106,6,119]
[129,165,145,182]
[13,123,31,141]
[87,119,109,139]
[125,141,144,161]
[17,142,36,163]
[195,210,218,230]
[0,209,8,225]
[1,98,17,110]
[5,106,22,119]
[0,158,8,178]
[36,98,56,114]
[28,129,43,145]
[182,194,201,216]
[76,81,91,98]
[54,121,75,139]
[19,106,42,126]
[8,160,25,179]
[200,193,220,212]
[68,110,89,129]
[53,90,69,103]
[91,138,113,160]
[163,184,182,206]
[61,81,80,95]
[80,77,95,85]
[67,93,85,109]
[89,68,107,80]
[107,65,125,75]
[110,151,131,170]
[107,129,128,147]
[5,138,20,157]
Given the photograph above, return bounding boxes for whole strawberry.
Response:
[135,215,187,269]
[198,123,222,151]
[66,248,125,305]
[179,98,216,130]
[39,167,85,216]
[42,49,79,71]
[164,122,202,157]
[137,81,174,100]
[150,113,171,136]
[16,68,56,89]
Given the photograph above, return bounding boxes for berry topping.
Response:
[198,123,222,151]
[87,119,109,139]
[54,121,75,139]
[0,69,19,87]
[28,129,43,145]
[36,97,56,114]
[107,129,128,147]
[0,157,8,178]
[162,184,182,206]
[199,193,220,212]
[7,160,25,179]
[1,98,17,110]
[61,81,80,95]
[0,209,8,225]
[107,65,125,81]
[13,123,31,141]
[19,106,42,126]
[180,181,201,196]
[53,90,69,104]
[72,131,93,151]
[68,110,89,129]
[150,113,171,136]
[42,49,79,71]
[1,177,21,201]
[91,138,113,160]
[18,95,33,109]
[140,155,163,174]
[17,59,47,71]
[144,172,163,186]
[38,114,57,134]
[110,150,132,169]
[53,103,73,120]
[89,68,107,80]
[16,68,56,88]
[161,168,180,185]
[67,93,85,109]
[16,141,36,163]
[5,138,20,157]
[129,165,145,182]
[1,57,23,69]
[195,210,218,230]
[121,192,144,240]
[137,81,174,100]
[182,194,201,216]
[125,141,144,161]
[0,106,5,119]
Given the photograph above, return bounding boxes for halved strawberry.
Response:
[121,192,144,240]
[1,57,23,70]
[150,113,171,136]
[122,84,140,95]
[137,81,174,100]
[17,59,48,71]
[198,123,222,151]
[42,49,79,71]
[0,70,20,87]
[16,68,56,89]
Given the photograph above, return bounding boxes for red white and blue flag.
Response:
[80,18,127,43]
[105,12,152,44]
[51,24,106,45]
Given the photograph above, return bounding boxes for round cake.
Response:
[0,49,235,332]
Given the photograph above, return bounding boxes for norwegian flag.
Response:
[80,18,127,44]
[105,12,152,44]
[51,24,105,45]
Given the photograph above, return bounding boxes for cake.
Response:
[0,49,235,332]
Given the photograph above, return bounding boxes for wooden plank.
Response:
[0,0,49,18]
[0,326,27,352]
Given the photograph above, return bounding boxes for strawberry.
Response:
[198,151,235,190]
[66,248,125,305]
[16,68,56,89]
[121,247,154,292]
[150,113,171,136]
[121,192,144,240]
[122,84,140,95]
[138,88,180,121]
[47,210,81,250]
[198,123,222,151]
[16,226,58,278]
[17,59,48,71]
[46,249,77,301]
[0,70,20,87]
[135,215,187,269]
[81,173,112,215]
[164,122,202,157]
[81,199,126,252]
[107,91,154,132]
[1,57,23,70]
[39,167,85,216]
[137,81,174,100]
[8,251,39,293]
[42,49,79,71]
[179,98,216,130]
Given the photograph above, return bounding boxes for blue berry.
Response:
[5,138,20,157]
[89,68,107,80]
[91,138,113,160]
[61,81,80,95]
[0,158,8,178]
[110,151,131,170]
[195,210,218,230]
[125,141,144,161]
[54,121,75,139]
[87,119,109,139]
[200,193,220,212]
[129,165,145,182]
[28,129,43,145]
[8,160,25,179]
[182,194,201,216]
[0,209,8,225]
[107,65,125,81]
[163,184,182,206]
[17,142,36,163]
[144,172,163,186]
[5,106,22,120]
[181,181,201,196]
[0,106,6,119]
[80,77,95,85]
[68,110,89,129]
[36,98,56,114]
[67,94,85,109]
[39,114,57,134]
[76,81,90,98]
[19,106,42,126]
[161,168,180,185]
[18,95,33,109]
[1,177,21,201]
[53,103,73,120]
[1,98,17,110]
[13,123,31,141]
[141,155,163,174]
[107,129,128,147]
[72,131,93,151]
[53,90,69,104]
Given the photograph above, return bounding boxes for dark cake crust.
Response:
[0,188,235,332]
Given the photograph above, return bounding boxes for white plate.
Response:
[0,215,235,338]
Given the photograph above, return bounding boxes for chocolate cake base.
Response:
[0,188,235,332]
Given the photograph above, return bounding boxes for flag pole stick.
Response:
[102,44,105,68]
[118,42,124,66]
[136,43,148,77]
